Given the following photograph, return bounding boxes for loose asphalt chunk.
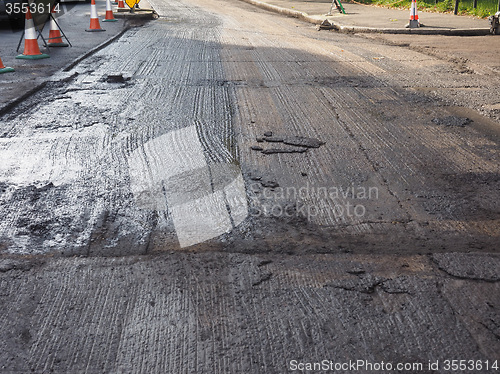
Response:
[431,116,472,127]
[261,135,325,148]
[283,136,325,148]
[263,136,284,143]
[101,74,131,84]
[261,181,279,188]
[261,148,308,154]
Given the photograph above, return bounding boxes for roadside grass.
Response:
[352,0,498,18]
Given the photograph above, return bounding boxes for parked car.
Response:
[0,0,29,28]
[0,0,59,29]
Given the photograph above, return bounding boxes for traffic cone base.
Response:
[18,9,50,59]
[86,17,106,31]
[407,0,420,28]
[47,7,69,47]
[48,42,69,47]
[0,58,15,74]
[16,53,50,60]
[103,11,118,22]
[0,67,15,74]
[17,39,50,59]
[48,31,69,47]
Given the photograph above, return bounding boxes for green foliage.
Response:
[352,0,498,18]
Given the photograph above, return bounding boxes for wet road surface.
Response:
[0,0,499,372]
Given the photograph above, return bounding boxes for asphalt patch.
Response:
[261,181,279,188]
[101,74,131,84]
[261,148,308,154]
[252,134,325,155]
[432,116,472,127]
[283,136,325,148]
[263,137,284,143]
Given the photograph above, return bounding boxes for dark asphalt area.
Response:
[0,0,499,372]
[0,0,129,108]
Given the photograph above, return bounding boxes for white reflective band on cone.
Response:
[25,16,37,39]
[91,4,98,19]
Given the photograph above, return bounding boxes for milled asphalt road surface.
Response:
[0,0,499,372]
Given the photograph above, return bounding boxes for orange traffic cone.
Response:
[16,9,49,60]
[47,6,68,47]
[86,0,106,32]
[103,0,118,22]
[117,0,127,12]
[407,0,420,28]
[0,56,15,74]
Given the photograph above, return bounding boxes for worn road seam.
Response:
[63,26,132,73]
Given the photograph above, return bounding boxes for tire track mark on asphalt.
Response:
[0,0,249,254]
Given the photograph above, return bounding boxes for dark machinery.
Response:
[489,11,500,35]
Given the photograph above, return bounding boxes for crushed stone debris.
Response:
[347,268,366,275]
[261,181,279,188]
[283,136,325,148]
[101,74,130,84]
[263,137,284,143]
[251,146,264,151]
[260,135,325,148]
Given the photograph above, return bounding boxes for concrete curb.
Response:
[62,26,131,72]
[239,0,491,35]
[330,23,491,35]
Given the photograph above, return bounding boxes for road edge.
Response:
[0,26,131,117]
[237,0,491,35]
